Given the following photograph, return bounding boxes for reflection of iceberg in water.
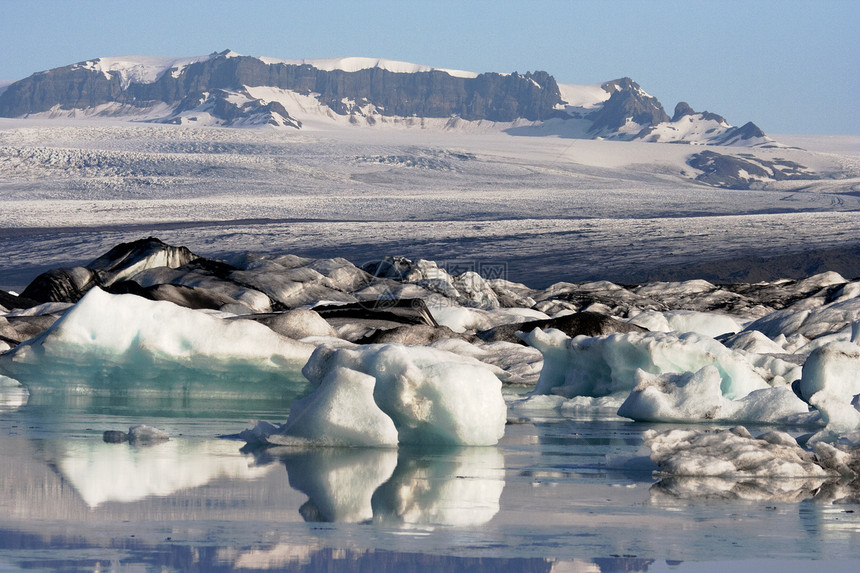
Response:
[0,375,28,412]
[270,446,505,526]
[372,447,506,527]
[280,448,398,522]
[227,544,554,572]
[58,439,274,507]
[651,475,860,504]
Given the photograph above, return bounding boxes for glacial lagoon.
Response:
[1,388,858,572]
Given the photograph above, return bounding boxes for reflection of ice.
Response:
[228,542,323,570]
[650,476,830,503]
[272,446,505,526]
[372,447,505,527]
[550,558,656,573]
[58,439,273,507]
[280,448,398,522]
[0,374,28,412]
[651,475,860,504]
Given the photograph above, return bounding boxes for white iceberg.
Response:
[521,328,773,400]
[628,309,745,338]
[744,297,860,340]
[0,288,314,398]
[267,367,399,447]
[251,343,507,446]
[617,366,814,425]
[643,426,835,478]
[795,340,860,441]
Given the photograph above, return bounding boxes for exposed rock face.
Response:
[0,52,563,125]
[688,150,817,189]
[672,101,726,124]
[672,101,696,121]
[0,52,767,146]
[587,78,670,137]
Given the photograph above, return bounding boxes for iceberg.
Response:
[250,343,507,446]
[644,426,835,478]
[521,328,774,400]
[0,288,314,398]
[794,340,860,442]
[628,309,745,338]
[262,367,399,447]
[617,366,814,425]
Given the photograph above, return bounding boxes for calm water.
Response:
[1,389,859,572]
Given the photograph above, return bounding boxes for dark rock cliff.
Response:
[0,52,564,123]
[587,77,670,136]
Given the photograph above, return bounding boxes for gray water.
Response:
[1,390,858,572]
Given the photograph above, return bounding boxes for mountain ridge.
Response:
[0,50,770,147]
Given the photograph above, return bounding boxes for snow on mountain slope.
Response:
[263,56,480,79]
[640,114,732,144]
[556,83,611,110]
[74,55,216,89]
[0,51,814,157]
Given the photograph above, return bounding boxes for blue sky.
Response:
[1,0,858,134]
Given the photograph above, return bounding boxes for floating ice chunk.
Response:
[796,341,860,440]
[270,367,399,447]
[643,427,835,478]
[617,366,813,425]
[0,288,314,398]
[301,344,507,445]
[521,328,772,400]
[628,310,744,338]
[128,424,170,444]
[721,330,789,354]
[650,475,830,502]
[507,392,625,419]
[251,309,338,340]
[3,301,74,317]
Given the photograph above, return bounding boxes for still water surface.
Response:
[1,391,858,572]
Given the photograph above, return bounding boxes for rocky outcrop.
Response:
[687,150,817,189]
[0,51,563,125]
[0,52,769,145]
[587,78,670,138]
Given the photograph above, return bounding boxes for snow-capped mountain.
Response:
[0,50,771,146]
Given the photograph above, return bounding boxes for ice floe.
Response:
[246,343,507,446]
[0,287,314,398]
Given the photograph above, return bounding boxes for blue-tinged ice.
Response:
[0,288,315,398]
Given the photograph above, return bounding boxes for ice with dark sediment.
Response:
[2,238,860,452]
